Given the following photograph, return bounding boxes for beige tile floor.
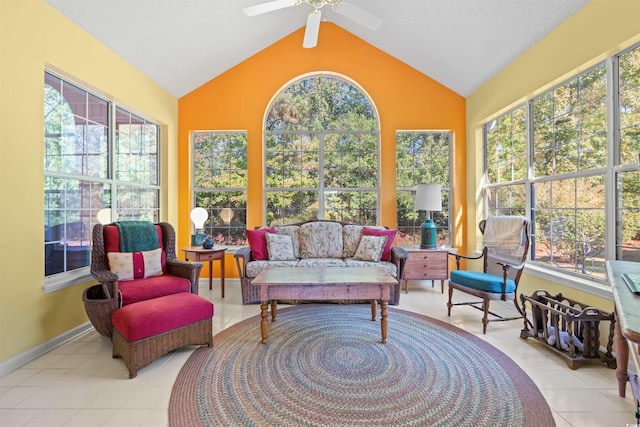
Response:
[0,279,637,426]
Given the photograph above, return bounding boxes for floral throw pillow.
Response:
[362,227,397,261]
[352,235,388,262]
[265,233,297,261]
[107,247,163,281]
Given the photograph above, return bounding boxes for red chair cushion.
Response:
[118,275,191,306]
[112,293,214,342]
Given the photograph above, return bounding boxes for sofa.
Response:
[234,220,408,305]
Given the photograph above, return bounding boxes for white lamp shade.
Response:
[190,207,209,230]
[414,184,442,211]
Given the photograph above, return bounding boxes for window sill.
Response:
[524,263,613,301]
[43,268,93,294]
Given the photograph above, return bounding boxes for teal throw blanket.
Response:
[114,221,159,252]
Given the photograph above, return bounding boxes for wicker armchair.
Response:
[83,222,203,337]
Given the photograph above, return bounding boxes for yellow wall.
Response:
[0,0,179,362]
[178,23,468,279]
[466,0,640,310]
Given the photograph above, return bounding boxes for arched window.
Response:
[264,74,380,225]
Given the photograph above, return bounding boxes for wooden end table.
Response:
[181,246,227,297]
[251,266,397,344]
[401,246,453,294]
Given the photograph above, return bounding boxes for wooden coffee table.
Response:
[252,266,397,344]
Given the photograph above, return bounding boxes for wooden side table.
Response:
[401,246,451,294]
[181,246,227,297]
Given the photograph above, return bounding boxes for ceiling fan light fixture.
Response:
[244,0,381,48]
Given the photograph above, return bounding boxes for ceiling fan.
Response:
[243,0,382,49]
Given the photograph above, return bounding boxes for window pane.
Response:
[115,108,159,185]
[619,45,640,165]
[532,65,607,177]
[44,177,110,275]
[195,191,247,245]
[617,170,640,261]
[44,73,161,278]
[396,131,451,245]
[265,75,379,224]
[531,177,605,278]
[266,190,319,226]
[266,76,377,131]
[192,131,248,245]
[486,106,527,184]
[486,184,526,216]
[44,75,109,178]
[195,132,248,188]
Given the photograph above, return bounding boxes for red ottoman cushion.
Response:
[118,275,191,306]
[112,293,214,342]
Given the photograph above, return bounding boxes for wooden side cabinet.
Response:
[401,246,451,294]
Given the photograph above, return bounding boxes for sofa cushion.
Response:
[299,221,343,258]
[245,260,299,278]
[112,293,213,342]
[344,259,398,278]
[449,270,516,293]
[246,227,276,260]
[296,258,347,268]
[118,274,191,306]
[353,235,388,262]
[107,248,163,281]
[362,228,397,262]
[274,225,301,258]
[265,233,297,261]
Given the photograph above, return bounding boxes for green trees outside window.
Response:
[396,131,451,246]
[264,75,379,226]
[44,72,160,276]
[192,132,247,245]
[484,43,640,281]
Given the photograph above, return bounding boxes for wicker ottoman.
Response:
[112,292,214,378]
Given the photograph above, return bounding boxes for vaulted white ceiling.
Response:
[45,0,590,98]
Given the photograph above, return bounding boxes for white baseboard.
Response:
[0,322,94,377]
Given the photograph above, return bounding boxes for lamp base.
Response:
[191,234,206,246]
[420,218,437,249]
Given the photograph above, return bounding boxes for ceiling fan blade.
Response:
[334,1,382,31]
[302,10,321,49]
[243,0,298,17]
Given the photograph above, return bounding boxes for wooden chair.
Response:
[447,216,530,334]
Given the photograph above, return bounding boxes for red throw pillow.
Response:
[362,227,397,261]
[245,227,276,260]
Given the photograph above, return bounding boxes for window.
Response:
[396,131,452,246]
[483,43,640,283]
[44,71,160,283]
[264,75,379,225]
[192,131,247,245]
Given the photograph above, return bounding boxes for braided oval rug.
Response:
[169,304,554,427]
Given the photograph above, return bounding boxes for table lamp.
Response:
[414,184,442,249]
[190,207,209,246]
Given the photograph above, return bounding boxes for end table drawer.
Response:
[404,251,448,280]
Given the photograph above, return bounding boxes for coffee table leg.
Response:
[271,300,277,322]
[380,300,388,344]
[260,302,269,344]
[370,300,377,321]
